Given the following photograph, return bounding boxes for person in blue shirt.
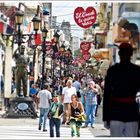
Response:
[83,81,98,128]
[29,84,38,97]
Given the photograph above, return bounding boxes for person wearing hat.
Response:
[82,80,98,128]
[48,94,63,137]
[13,45,30,97]
[103,42,140,137]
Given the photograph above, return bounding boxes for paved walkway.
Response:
[0,105,110,138]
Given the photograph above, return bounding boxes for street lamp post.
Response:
[14,9,24,47]
[3,5,41,118]
[52,31,60,83]
[41,27,48,89]
[59,43,65,78]
[64,48,72,77]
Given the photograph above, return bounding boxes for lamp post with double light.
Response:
[41,26,48,89]
[3,4,42,118]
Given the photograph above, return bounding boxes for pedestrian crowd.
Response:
[33,43,140,137]
[4,42,140,137]
[28,72,104,137]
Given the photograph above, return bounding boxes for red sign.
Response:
[45,41,52,51]
[74,7,97,28]
[82,52,91,60]
[80,42,91,52]
[34,34,42,45]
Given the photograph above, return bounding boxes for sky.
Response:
[3,1,99,38]
[51,1,99,38]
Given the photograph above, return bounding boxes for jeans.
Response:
[70,119,82,137]
[49,118,61,137]
[85,104,97,126]
[39,108,49,130]
[110,121,139,137]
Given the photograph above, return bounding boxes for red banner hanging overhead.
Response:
[82,52,91,61]
[74,7,97,28]
[80,42,91,52]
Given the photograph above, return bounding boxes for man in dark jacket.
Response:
[103,42,140,137]
[48,94,63,137]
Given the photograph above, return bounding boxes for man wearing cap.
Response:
[13,45,30,97]
[103,42,140,137]
[48,94,63,137]
[83,80,98,128]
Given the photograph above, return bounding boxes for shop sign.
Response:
[74,7,97,28]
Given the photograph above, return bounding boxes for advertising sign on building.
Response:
[74,7,97,28]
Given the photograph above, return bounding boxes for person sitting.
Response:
[29,84,38,97]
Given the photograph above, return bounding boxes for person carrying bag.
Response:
[48,94,63,137]
[66,94,86,137]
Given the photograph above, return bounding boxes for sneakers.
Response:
[38,125,41,130]
[91,125,95,128]
[82,125,87,128]
[43,129,47,132]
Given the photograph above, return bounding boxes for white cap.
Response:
[89,81,95,86]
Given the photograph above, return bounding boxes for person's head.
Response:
[118,42,133,62]
[89,81,96,89]
[20,45,25,55]
[71,94,78,102]
[42,84,48,90]
[66,79,73,88]
[53,94,59,103]
[31,84,36,89]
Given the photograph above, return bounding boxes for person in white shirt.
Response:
[37,84,52,131]
[61,79,76,124]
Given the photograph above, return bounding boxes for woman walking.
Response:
[67,94,85,137]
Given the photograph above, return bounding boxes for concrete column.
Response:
[4,45,12,98]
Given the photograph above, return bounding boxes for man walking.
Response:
[61,79,77,124]
[37,84,52,131]
[103,42,140,137]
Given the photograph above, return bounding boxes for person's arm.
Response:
[61,94,64,103]
[91,84,98,93]
[13,48,19,59]
[58,104,64,118]
[36,92,40,104]
[61,87,65,103]
[48,91,52,105]
[103,68,113,129]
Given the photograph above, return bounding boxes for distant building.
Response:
[61,20,71,42]
[71,36,80,57]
